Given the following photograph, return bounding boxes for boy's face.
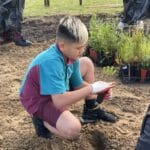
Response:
[59,41,87,60]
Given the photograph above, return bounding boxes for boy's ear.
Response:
[58,41,65,51]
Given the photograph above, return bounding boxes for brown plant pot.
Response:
[140,69,148,83]
[89,48,97,63]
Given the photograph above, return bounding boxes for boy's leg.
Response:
[79,57,117,123]
[44,110,81,139]
[33,99,81,140]
[32,115,52,139]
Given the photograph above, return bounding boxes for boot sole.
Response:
[80,117,96,124]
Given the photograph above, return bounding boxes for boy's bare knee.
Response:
[80,57,94,80]
[80,57,94,73]
[64,122,81,139]
[80,56,93,66]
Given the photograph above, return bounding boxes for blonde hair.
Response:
[56,16,88,44]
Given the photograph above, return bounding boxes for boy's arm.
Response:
[73,81,89,89]
[51,81,115,109]
[51,84,92,109]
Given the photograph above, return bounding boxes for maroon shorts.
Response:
[34,100,65,128]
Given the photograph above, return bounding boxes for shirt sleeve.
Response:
[39,59,66,95]
[70,59,83,88]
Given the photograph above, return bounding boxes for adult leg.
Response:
[4,0,32,46]
[121,0,144,24]
[0,1,13,44]
[135,104,150,150]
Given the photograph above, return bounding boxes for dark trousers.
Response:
[0,0,24,34]
[136,104,150,150]
[122,0,150,24]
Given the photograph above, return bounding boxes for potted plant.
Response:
[117,32,134,64]
[117,31,143,82]
[140,56,150,82]
[88,15,119,66]
[97,21,118,66]
[84,45,97,63]
[87,15,101,63]
[140,38,150,82]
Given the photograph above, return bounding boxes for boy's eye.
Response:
[77,46,85,50]
[77,47,81,50]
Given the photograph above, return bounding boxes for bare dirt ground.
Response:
[0,15,150,150]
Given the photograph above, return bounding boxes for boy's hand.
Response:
[97,89,112,104]
[91,81,115,94]
[103,89,112,100]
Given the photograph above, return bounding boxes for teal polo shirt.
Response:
[38,44,84,95]
[20,44,83,114]
[20,43,83,95]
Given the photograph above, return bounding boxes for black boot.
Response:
[14,38,32,47]
[0,36,4,44]
[0,31,13,44]
[96,92,106,104]
[13,32,32,47]
[80,104,117,124]
[32,116,52,139]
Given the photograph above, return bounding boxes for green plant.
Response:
[117,32,134,64]
[140,39,150,69]
[89,15,119,65]
[102,66,117,76]
[89,15,119,52]
[132,31,144,63]
[89,15,101,52]
[141,38,150,56]
[117,30,146,64]
[141,55,150,69]
[97,21,119,53]
[89,16,150,68]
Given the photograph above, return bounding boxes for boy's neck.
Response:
[56,44,72,64]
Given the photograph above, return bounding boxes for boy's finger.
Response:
[108,82,116,88]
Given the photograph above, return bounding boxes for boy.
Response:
[19,16,117,140]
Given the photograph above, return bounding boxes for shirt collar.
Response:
[55,44,74,65]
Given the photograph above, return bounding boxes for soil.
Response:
[0,15,150,150]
